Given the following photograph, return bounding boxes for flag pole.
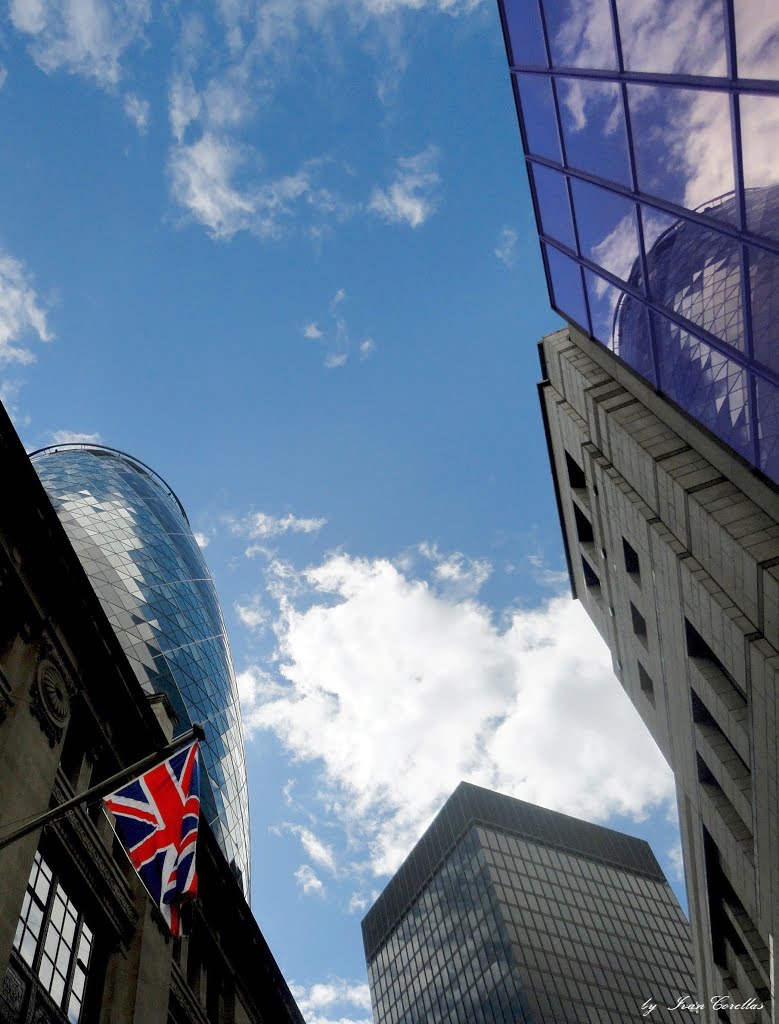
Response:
[0,723,205,853]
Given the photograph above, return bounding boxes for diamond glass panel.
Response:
[32,447,250,895]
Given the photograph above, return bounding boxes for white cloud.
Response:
[0,250,52,367]
[324,352,348,369]
[295,863,325,895]
[369,147,440,228]
[285,825,337,873]
[234,594,269,630]
[668,840,684,882]
[291,978,372,1024]
[123,92,149,133]
[9,0,150,85]
[527,554,569,590]
[231,510,327,539]
[168,134,339,241]
[418,541,491,598]
[358,338,375,360]
[347,892,368,914]
[240,552,674,877]
[193,531,210,549]
[303,322,324,339]
[494,226,518,267]
[0,67,7,89]
[169,73,202,144]
[48,430,102,445]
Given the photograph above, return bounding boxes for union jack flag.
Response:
[103,741,200,937]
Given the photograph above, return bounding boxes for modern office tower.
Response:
[31,445,250,893]
[362,782,696,1024]
[539,324,777,1022]
[497,0,779,484]
[497,2,779,1019]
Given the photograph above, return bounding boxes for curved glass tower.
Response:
[31,445,250,895]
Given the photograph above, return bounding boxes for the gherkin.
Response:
[32,444,250,896]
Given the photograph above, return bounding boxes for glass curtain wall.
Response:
[498,0,779,481]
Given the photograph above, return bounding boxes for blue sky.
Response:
[1,2,684,1020]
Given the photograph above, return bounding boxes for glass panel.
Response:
[532,164,576,249]
[545,244,589,330]
[39,955,55,990]
[50,969,66,1006]
[734,0,779,79]
[502,0,547,67]
[514,73,562,162]
[748,244,779,374]
[585,269,624,345]
[628,84,736,224]
[572,178,641,286]
[644,211,744,353]
[652,312,752,461]
[615,0,726,75]
[557,79,631,186]
[597,275,656,384]
[740,97,779,243]
[756,377,779,482]
[542,0,618,68]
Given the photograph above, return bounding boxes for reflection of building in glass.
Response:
[362,782,695,1024]
[614,186,779,476]
[31,445,250,894]
[498,0,779,482]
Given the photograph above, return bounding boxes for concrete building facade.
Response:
[0,401,303,1024]
[362,781,696,1024]
[539,322,779,1022]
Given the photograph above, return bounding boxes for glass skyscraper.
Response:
[362,782,695,1024]
[497,0,779,481]
[31,444,250,894]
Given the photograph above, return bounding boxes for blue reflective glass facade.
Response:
[31,445,250,894]
[498,0,779,482]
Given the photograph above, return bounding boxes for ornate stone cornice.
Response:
[49,773,137,940]
[29,638,77,748]
[170,964,209,1024]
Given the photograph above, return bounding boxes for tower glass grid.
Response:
[31,445,250,894]
[497,0,779,481]
[363,782,696,1024]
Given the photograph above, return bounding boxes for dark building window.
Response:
[581,557,600,593]
[565,451,586,491]
[685,620,746,703]
[13,850,93,1023]
[622,538,640,580]
[630,603,647,642]
[637,662,655,705]
[573,503,594,544]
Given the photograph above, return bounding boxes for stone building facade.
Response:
[539,323,779,1022]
